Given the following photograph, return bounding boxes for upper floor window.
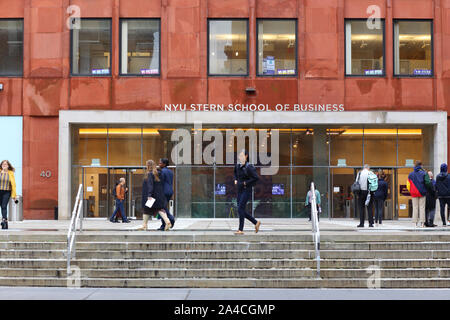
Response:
[71,19,111,76]
[0,19,23,76]
[345,19,385,76]
[120,19,160,76]
[394,20,433,77]
[208,19,248,76]
[257,19,297,76]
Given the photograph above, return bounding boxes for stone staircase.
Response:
[0,233,449,288]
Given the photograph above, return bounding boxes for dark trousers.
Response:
[374,199,384,224]
[438,198,450,225]
[160,195,175,227]
[358,190,374,226]
[110,199,127,222]
[0,190,11,220]
[237,188,258,231]
[307,204,320,221]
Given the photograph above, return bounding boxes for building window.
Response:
[0,19,23,76]
[71,19,111,76]
[120,19,160,76]
[394,20,433,76]
[208,19,248,76]
[257,19,296,76]
[345,20,384,76]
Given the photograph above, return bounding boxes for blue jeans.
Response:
[374,199,384,224]
[237,188,258,231]
[111,199,127,221]
[0,190,11,220]
[426,209,436,224]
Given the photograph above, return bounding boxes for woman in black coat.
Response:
[138,160,171,231]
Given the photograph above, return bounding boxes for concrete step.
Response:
[0,258,449,269]
[2,249,450,260]
[0,277,450,288]
[1,241,449,252]
[1,267,450,280]
[1,268,450,279]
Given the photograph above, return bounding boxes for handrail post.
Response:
[310,182,321,279]
[67,184,83,276]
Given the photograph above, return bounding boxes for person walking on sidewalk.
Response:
[435,163,450,226]
[234,150,261,235]
[157,158,175,231]
[425,171,437,227]
[0,160,17,230]
[139,160,171,231]
[373,170,388,226]
[110,178,130,223]
[407,160,431,228]
[305,184,321,222]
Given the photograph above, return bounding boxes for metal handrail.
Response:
[310,182,321,278]
[67,184,83,275]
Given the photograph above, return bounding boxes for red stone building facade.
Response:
[0,0,449,220]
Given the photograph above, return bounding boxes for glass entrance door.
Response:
[330,168,357,218]
[108,167,145,220]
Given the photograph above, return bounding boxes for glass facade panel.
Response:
[0,19,23,76]
[255,167,291,218]
[292,167,314,218]
[143,128,172,165]
[121,19,160,75]
[71,125,430,220]
[215,166,238,218]
[208,20,248,75]
[257,20,296,76]
[75,127,108,166]
[394,20,432,76]
[292,129,313,166]
[188,167,214,218]
[397,129,423,167]
[72,19,111,75]
[346,20,384,76]
[329,128,363,167]
[363,129,397,166]
[330,168,356,218]
[108,127,142,166]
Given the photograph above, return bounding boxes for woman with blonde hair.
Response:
[139,160,172,231]
[0,160,17,230]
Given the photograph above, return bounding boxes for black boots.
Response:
[1,219,8,230]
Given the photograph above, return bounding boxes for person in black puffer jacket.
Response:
[435,163,450,226]
[373,171,388,225]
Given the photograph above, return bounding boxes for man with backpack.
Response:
[355,164,378,228]
[407,160,431,228]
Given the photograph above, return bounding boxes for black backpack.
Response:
[112,182,119,199]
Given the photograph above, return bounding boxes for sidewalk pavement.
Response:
[0,287,449,300]
[3,218,450,235]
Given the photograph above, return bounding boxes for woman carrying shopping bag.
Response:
[139,160,172,231]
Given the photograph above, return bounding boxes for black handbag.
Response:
[351,171,361,193]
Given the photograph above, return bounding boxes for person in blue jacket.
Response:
[373,170,388,225]
[157,158,176,230]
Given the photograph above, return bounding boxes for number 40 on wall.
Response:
[40,170,52,178]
